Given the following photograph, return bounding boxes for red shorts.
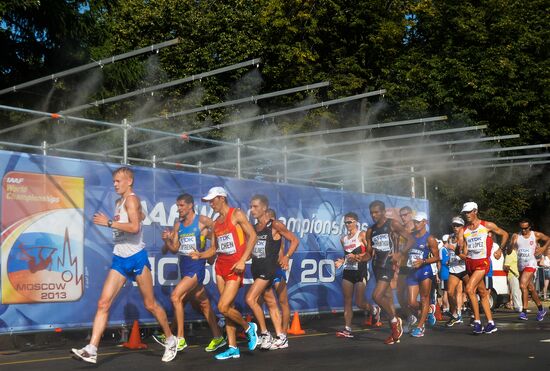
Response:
[520,267,537,273]
[466,258,490,275]
[215,256,244,287]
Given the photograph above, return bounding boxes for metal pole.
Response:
[122,119,128,165]
[198,161,202,174]
[410,166,416,198]
[283,146,288,183]
[237,138,241,179]
[423,176,427,199]
[361,159,365,193]
[152,155,157,168]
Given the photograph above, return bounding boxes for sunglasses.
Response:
[344,221,355,225]
[452,224,463,227]
[520,226,531,230]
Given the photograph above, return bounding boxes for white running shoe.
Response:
[269,336,288,350]
[259,332,273,350]
[162,336,178,362]
[71,347,97,364]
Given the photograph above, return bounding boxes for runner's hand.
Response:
[231,260,245,273]
[93,212,109,226]
[279,255,290,270]
[190,251,201,260]
[335,258,344,269]
[161,228,172,241]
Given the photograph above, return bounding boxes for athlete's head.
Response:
[451,216,465,232]
[412,211,428,232]
[344,212,359,231]
[112,167,134,195]
[202,186,228,212]
[266,208,277,220]
[461,201,478,223]
[369,200,386,224]
[518,218,532,235]
[399,206,413,225]
[250,194,269,219]
[176,193,195,219]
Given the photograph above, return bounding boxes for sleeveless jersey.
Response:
[407,232,430,268]
[371,219,395,268]
[214,208,246,263]
[113,194,145,257]
[447,234,466,274]
[463,221,492,260]
[517,231,538,271]
[252,220,280,270]
[342,231,366,271]
[177,215,206,272]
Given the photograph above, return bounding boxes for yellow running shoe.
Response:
[205,336,226,352]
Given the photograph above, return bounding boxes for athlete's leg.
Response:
[191,285,223,338]
[135,266,173,338]
[245,278,272,333]
[416,278,432,328]
[342,279,355,328]
[217,276,248,347]
[89,270,126,347]
[171,275,199,338]
[262,287,283,335]
[274,281,290,334]
[465,270,485,321]
[396,273,409,318]
[373,280,397,319]
[408,284,420,313]
[475,278,493,322]
[447,275,459,316]
[354,280,369,311]
[527,274,542,307]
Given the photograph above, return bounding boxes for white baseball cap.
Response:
[202,186,228,201]
[451,216,465,225]
[442,234,450,242]
[461,202,478,213]
[413,211,428,222]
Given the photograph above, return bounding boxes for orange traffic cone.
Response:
[435,305,443,321]
[287,311,305,335]
[122,320,148,349]
[238,314,253,339]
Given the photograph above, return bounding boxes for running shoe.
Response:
[443,310,453,318]
[215,346,240,360]
[390,318,403,341]
[410,326,425,337]
[245,322,258,351]
[71,347,97,364]
[383,334,400,345]
[259,332,273,350]
[363,314,373,327]
[205,337,226,352]
[336,329,354,338]
[407,314,418,332]
[446,316,460,327]
[152,333,166,346]
[162,336,178,362]
[176,337,188,351]
[269,335,288,350]
[518,312,528,321]
[455,315,463,324]
[483,322,497,334]
[536,309,547,321]
[472,321,483,335]
[426,312,437,327]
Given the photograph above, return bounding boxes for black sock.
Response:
[522,309,527,314]
[537,305,543,311]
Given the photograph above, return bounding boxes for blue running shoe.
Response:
[246,322,258,351]
[427,312,436,327]
[536,309,547,321]
[472,321,483,334]
[215,346,240,360]
[410,327,425,337]
[518,312,528,321]
[483,322,497,334]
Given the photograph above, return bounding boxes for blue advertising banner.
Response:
[0,150,428,333]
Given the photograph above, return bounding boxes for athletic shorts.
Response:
[343,267,368,284]
[520,267,537,274]
[251,259,277,282]
[373,264,395,282]
[450,271,468,280]
[273,268,287,284]
[215,256,244,287]
[406,265,434,286]
[466,258,490,275]
[398,266,412,276]
[544,268,550,280]
[111,249,151,282]
[178,256,205,284]
[441,279,449,291]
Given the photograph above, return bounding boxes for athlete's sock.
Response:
[488,320,494,325]
[522,309,527,314]
[457,309,462,316]
[261,331,269,336]
[390,317,398,323]
[345,326,352,332]
[277,333,287,339]
[474,320,481,324]
[167,335,177,345]
[537,305,543,311]
[85,344,97,355]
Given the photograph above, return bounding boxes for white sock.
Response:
[85,344,97,355]
[277,333,286,339]
[391,317,398,323]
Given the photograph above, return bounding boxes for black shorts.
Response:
[343,266,368,284]
[399,266,412,276]
[373,265,395,282]
[441,279,449,291]
[251,259,277,282]
[450,271,468,280]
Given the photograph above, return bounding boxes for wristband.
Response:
[107,219,113,228]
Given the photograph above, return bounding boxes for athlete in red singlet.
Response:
[457,202,508,334]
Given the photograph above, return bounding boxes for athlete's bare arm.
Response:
[358,230,371,262]
[231,208,257,273]
[412,235,439,268]
[485,221,509,251]
[457,227,467,260]
[364,228,374,263]
[163,221,180,254]
[93,195,142,234]
[273,220,299,270]
[335,236,346,269]
[390,220,414,264]
[534,231,550,256]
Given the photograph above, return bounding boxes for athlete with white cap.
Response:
[457,202,509,334]
[446,216,467,327]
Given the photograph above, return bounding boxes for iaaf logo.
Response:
[5,177,24,184]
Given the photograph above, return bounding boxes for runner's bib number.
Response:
[253,239,266,258]
[179,235,197,255]
[372,234,391,252]
[344,256,358,271]
[407,247,424,268]
[217,233,237,255]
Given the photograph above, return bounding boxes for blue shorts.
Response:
[406,265,434,286]
[272,268,286,284]
[178,255,205,284]
[111,249,151,282]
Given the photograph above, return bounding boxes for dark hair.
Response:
[369,200,385,211]
[344,212,359,221]
[266,208,277,219]
[400,206,412,213]
[177,193,194,206]
[518,218,531,226]
[251,194,269,207]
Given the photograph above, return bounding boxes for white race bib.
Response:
[217,233,237,255]
[253,239,267,258]
[407,247,424,268]
[372,234,391,252]
[179,235,197,256]
[344,256,358,270]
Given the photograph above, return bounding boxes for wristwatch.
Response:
[107,219,113,228]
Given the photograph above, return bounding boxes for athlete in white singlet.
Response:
[510,218,550,321]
